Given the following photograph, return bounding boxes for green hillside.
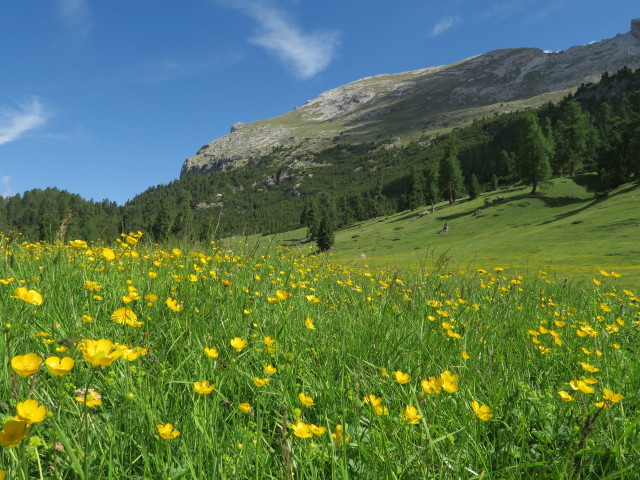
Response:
[255,176,640,286]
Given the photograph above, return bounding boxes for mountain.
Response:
[182,19,640,176]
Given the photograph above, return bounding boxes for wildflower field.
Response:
[1,233,639,479]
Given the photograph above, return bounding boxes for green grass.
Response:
[266,176,640,287]
[0,232,639,479]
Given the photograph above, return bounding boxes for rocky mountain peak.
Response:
[181,22,640,177]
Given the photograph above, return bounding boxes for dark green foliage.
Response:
[3,67,640,242]
[516,112,554,195]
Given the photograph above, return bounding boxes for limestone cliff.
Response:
[182,21,640,176]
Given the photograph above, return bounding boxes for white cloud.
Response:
[232,2,341,79]
[56,0,93,38]
[1,176,13,198]
[0,98,48,145]
[432,16,460,36]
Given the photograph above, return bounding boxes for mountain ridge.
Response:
[181,20,640,177]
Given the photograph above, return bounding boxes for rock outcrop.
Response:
[181,23,640,177]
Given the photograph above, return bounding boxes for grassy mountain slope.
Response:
[254,176,640,286]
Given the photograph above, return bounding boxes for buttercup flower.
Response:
[364,394,388,415]
[156,423,180,439]
[102,248,116,261]
[81,339,123,367]
[239,402,252,414]
[193,380,215,395]
[204,347,219,358]
[309,424,326,436]
[230,337,248,352]
[557,390,574,402]
[44,356,74,378]
[110,307,142,327]
[394,370,411,384]
[253,377,271,387]
[290,422,313,438]
[11,353,43,377]
[331,424,350,446]
[75,389,102,407]
[15,399,47,424]
[404,405,422,424]
[298,393,315,406]
[304,317,316,330]
[263,364,277,375]
[165,297,183,312]
[11,287,43,305]
[569,379,595,394]
[471,401,493,421]
[0,420,29,448]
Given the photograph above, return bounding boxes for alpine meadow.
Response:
[1,12,640,480]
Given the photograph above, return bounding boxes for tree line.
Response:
[1,67,639,250]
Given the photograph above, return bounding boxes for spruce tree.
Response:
[439,148,465,205]
[516,112,554,195]
[407,166,425,210]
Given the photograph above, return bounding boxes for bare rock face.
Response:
[181,23,640,177]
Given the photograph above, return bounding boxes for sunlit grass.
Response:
[0,233,639,479]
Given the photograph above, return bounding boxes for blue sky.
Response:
[1,0,638,205]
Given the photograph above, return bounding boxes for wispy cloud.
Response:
[432,16,460,36]
[482,1,529,20]
[0,98,48,145]
[56,0,93,39]
[1,176,13,198]
[228,1,341,79]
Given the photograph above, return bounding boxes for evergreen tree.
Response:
[407,166,425,210]
[466,173,482,199]
[555,100,592,176]
[516,112,554,195]
[438,146,465,205]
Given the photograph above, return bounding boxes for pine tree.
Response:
[438,147,465,205]
[516,112,554,195]
[407,166,425,210]
[466,173,482,199]
[555,100,592,176]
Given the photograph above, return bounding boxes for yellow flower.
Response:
[471,400,493,421]
[557,390,574,402]
[193,380,215,395]
[253,377,271,387]
[11,353,43,377]
[204,347,219,358]
[11,287,43,305]
[602,388,624,403]
[81,339,123,367]
[421,376,442,394]
[156,423,180,439]
[580,362,599,373]
[0,420,29,448]
[75,389,102,407]
[298,392,315,406]
[569,380,595,394]
[165,297,183,312]
[110,307,142,327]
[263,336,276,346]
[45,356,75,376]
[263,364,277,375]
[331,424,350,446]
[290,422,313,438]
[306,294,320,303]
[304,317,316,330]
[275,290,290,300]
[15,399,47,424]
[394,370,411,384]
[364,395,388,415]
[461,351,471,359]
[440,370,459,393]
[404,405,422,424]
[102,248,116,261]
[69,239,88,248]
[309,424,326,436]
[230,337,248,352]
[239,402,252,414]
